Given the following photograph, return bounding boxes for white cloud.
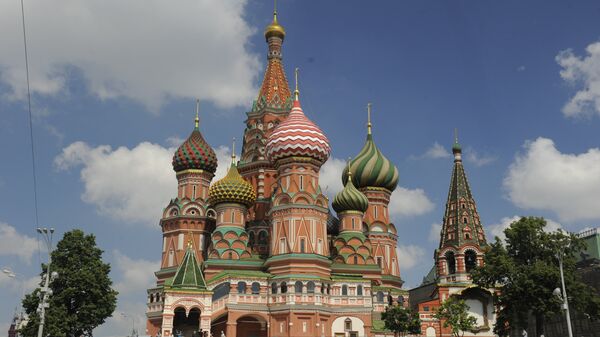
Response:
[54,141,233,226]
[389,187,435,218]
[93,299,149,337]
[556,40,600,118]
[318,157,346,199]
[487,215,562,242]
[0,0,260,111]
[504,137,600,222]
[112,251,160,296]
[54,141,177,225]
[397,244,426,271]
[464,147,496,167]
[0,222,38,263]
[424,142,451,159]
[429,223,442,242]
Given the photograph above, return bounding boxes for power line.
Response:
[20,0,40,229]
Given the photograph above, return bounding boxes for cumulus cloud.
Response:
[318,157,346,199]
[487,215,562,242]
[112,251,160,296]
[0,0,260,111]
[0,222,38,263]
[389,187,435,218]
[556,40,600,117]
[464,147,496,167]
[54,141,233,226]
[55,141,177,225]
[504,137,600,222]
[397,244,426,271]
[424,142,451,159]
[429,223,442,242]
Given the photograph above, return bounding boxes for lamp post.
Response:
[36,227,58,337]
[553,242,574,337]
[121,313,137,337]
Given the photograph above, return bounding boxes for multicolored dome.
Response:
[208,162,256,207]
[342,133,399,192]
[172,127,218,174]
[266,99,331,165]
[332,172,369,213]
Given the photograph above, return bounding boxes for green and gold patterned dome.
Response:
[208,161,256,207]
[342,132,399,192]
[332,172,369,213]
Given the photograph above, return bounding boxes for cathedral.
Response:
[146,8,494,337]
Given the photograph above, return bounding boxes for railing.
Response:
[576,227,599,238]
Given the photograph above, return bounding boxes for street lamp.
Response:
[554,242,574,337]
[121,313,137,337]
[36,227,58,337]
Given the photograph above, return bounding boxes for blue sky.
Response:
[1,0,600,335]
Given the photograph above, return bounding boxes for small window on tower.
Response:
[353,255,358,264]
[374,206,378,218]
[299,175,304,191]
[377,256,383,268]
[192,185,197,199]
[351,218,356,229]
[231,210,235,223]
[300,238,306,253]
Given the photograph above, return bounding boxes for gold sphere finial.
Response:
[265,0,286,41]
[367,103,373,135]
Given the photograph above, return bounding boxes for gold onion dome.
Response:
[264,11,286,41]
[332,172,369,213]
[208,161,256,207]
[342,104,399,191]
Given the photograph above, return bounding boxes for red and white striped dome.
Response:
[266,100,331,165]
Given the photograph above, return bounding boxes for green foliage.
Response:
[381,305,421,337]
[433,296,477,337]
[472,216,600,336]
[21,230,118,337]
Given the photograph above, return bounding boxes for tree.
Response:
[472,216,600,336]
[433,296,477,337]
[21,230,118,337]
[381,305,421,337]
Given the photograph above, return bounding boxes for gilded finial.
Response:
[274,0,277,17]
[194,99,200,130]
[454,128,458,144]
[367,103,372,135]
[187,235,193,249]
[346,157,353,178]
[294,67,300,101]
[231,137,236,164]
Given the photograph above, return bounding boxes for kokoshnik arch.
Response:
[146,8,495,337]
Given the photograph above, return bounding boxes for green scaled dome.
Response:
[172,128,218,174]
[332,172,369,213]
[342,133,399,191]
[208,162,256,207]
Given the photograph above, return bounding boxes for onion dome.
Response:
[266,69,331,165]
[265,10,286,41]
[452,129,462,161]
[208,160,256,207]
[327,212,340,235]
[172,101,218,173]
[332,172,369,213]
[342,103,398,191]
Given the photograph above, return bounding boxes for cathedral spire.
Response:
[194,98,200,130]
[294,67,300,101]
[367,102,372,136]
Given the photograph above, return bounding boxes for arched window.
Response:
[300,238,306,253]
[307,281,315,294]
[357,285,363,296]
[295,281,303,294]
[321,283,325,294]
[446,251,457,274]
[212,282,231,301]
[327,284,331,294]
[237,281,247,294]
[271,282,278,295]
[249,232,255,246]
[281,282,287,294]
[465,250,477,272]
[251,282,260,295]
[258,231,268,244]
[376,291,384,303]
[388,294,393,305]
[342,285,348,296]
[149,294,154,303]
[353,255,358,264]
[344,318,352,331]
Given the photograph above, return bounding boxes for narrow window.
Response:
[303,322,307,333]
[271,282,278,294]
[237,281,247,294]
[307,281,315,294]
[279,238,286,254]
[251,282,260,295]
[351,218,356,229]
[342,285,348,296]
[295,281,303,294]
[177,233,184,250]
[357,285,363,296]
[168,249,174,266]
[317,239,323,254]
[231,210,235,223]
[163,237,167,252]
[345,318,352,331]
[377,256,383,268]
[374,206,378,218]
[192,185,197,199]
[300,238,306,253]
[353,255,358,264]
[299,175,304,191]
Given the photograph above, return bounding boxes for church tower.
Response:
[343,104,402,288]
[264,68,332,277]
[239,8,293,249]
[436,132,487,283]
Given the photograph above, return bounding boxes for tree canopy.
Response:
[21,229,118,337]
[472,216,600,336]
[433,296,477,337]
[381,305,421,337]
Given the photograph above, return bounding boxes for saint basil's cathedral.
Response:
[146,8,496,337]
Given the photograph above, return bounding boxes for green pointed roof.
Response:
[342,133,399,192]
[332,172,369,213]
[170,243,206,289]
